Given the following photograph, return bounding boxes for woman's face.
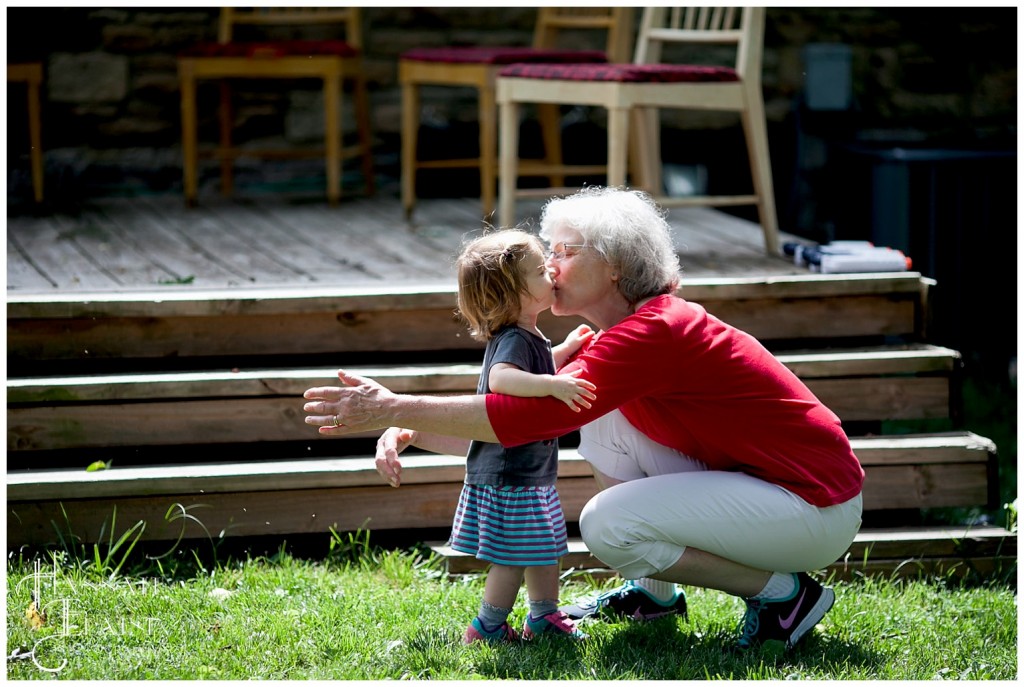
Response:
[544,222,622,326]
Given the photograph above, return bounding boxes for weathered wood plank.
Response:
[849,432,996,465]
[93,200,250,286]
[841,525,1018,560]
[46,211,181,287]
[7,280,926,366]
[279,202,463,279]
[827,556,1017,582]
[8,434,995,501]
[861,463,990,510]
[778,344,958,377]
[8,196,914,295]
[6,214,123,290]
[130,195,306,284]
[6,375,950,451]
[430,526,1018,577]
[9,484,466,546]
[7,345,959,451]
[6,364,483,402]
[6,272,929,317]
[6,230,57,290]
[6,345,956,402]
[812,377,951,421]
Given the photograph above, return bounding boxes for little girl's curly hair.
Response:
[456,229,545,342]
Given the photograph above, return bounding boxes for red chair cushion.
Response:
[401,46,607,65]
[180,40,358,59]
[498,62,739,83]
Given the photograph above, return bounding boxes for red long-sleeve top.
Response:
[486,294,865,507]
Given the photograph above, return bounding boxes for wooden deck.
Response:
[10,192,1014,581]
[6,194,807,294]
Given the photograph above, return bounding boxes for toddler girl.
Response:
[453,229,596,643]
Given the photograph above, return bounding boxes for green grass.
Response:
[5,534,1017,680]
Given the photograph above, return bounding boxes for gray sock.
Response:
[477,600,513,632]
[528,597,559,620]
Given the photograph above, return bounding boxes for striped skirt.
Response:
[449,484,568,566]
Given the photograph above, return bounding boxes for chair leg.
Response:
[498,98,520,229]
[631,107,662,195]
[26,75,43,203]
[537,103,564,188]
[479,81,497,220]
[400,80,418,219]
[179,63,198,207]
[606,105,630,187]
[324,70,341,206]
[218,81,234,197]
[739,92,780,256]
[352,73,376,196]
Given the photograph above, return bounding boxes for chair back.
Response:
[533,8,636,62]
[635,7,764,81]
[218,7,363,50]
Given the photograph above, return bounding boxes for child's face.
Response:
[518,247,555,316]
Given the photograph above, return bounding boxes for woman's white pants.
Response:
[577,409,863,579]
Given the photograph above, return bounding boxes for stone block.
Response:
[49,52,129,103]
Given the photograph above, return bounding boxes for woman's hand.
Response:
[303,369,396,435]
[375,427,418,487]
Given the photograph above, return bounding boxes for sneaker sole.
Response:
[605,605,685,622]
[786,586,835,649]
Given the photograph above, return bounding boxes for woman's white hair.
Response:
[539,186,681,304]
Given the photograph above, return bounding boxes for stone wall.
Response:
[6,6,1016,199]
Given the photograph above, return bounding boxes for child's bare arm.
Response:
[552,324,596,368]
[489,363,596,412]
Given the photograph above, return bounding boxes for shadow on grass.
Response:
[591,620,882,679]
[419,616,886,680]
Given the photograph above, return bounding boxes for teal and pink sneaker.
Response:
[462,617,520,645]
[522,610,588,640]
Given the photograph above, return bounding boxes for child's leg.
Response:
[483,564,526,611]
[524,564,561,618]
[463,564,525,643]
[522,562,587,639]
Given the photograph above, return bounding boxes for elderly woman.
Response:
[304,186,864,652]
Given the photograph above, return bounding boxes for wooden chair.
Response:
[497,7,780,255]
[7,63,44,203]
[400,7,635,220]
[178,8,374,206]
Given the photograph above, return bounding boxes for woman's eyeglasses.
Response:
[547,243,586,261]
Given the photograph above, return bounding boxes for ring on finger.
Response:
[332,415,340,427]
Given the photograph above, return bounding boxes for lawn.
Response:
[5,530,1017,680]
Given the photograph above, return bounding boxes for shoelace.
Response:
[738,599,765,646]
[592,581,640,606]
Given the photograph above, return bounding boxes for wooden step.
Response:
[7,273,931,368]
[6,432,997,548]
[7,344,960,453]
[427,526,1017,582]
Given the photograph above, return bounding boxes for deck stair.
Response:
[6,273,1014,581]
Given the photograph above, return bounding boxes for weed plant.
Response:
[5,529,1017,680]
